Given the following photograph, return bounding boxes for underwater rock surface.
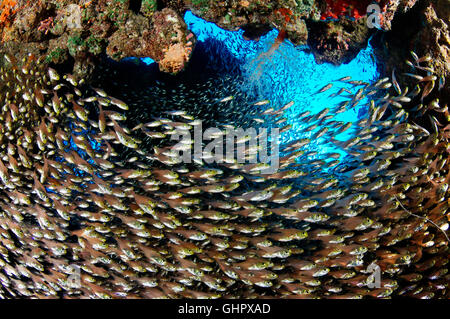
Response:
[0,41,449,299]
[1,0,446,82]
[374,0,450,99]
[0,0,449,300]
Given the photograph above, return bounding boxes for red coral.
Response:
[320,0,388,21]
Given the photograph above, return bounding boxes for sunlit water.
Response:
[126,11,380,164]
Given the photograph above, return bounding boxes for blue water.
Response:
[126,11,381,164]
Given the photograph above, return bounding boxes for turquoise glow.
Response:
[132,11,380,163]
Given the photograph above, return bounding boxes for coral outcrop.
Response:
[0,0,449,301]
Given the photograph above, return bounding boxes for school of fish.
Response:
[0,51,448,299]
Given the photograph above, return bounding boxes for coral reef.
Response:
[0,0,446,95]
[106,7,195,73]
[0,0,17,28]
[0,0,425,77]
[320,0,387,20]
[307,18,371,65]
[0,1,449,300]
[0,0,195,76]
[0,48,448,298]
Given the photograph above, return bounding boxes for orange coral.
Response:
[0,0,18,27]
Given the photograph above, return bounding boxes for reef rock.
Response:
[0,0,195,76]
[307,18,371,65]
[0,0,448,83]
[142,8,195,74]
[106,7,196,74]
